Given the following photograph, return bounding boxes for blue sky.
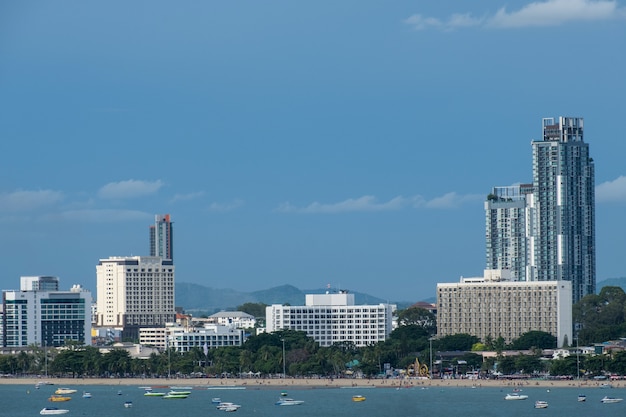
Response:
[1,0,625,302]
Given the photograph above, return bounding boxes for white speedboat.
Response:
[54,388,77,395]
[216,402,241,411]
[40,408,69,415]
[578,394,586,402]
[601,396,623,404]
[505,393,528,400]
[124,401,133,408]
[276,398,305,406]
[534,401,548,409]
[82,392,92,399]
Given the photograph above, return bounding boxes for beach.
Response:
[1,376,621,390]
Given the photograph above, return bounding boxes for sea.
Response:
[3,383,626,417]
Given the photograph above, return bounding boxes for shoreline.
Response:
[1,377,623,390]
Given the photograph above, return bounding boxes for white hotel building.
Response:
[266,291,395,347]
[437,270,572,347]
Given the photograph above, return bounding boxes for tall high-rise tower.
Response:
[485,117,595,304]
[150,214,173,261]
[528,117,595,303]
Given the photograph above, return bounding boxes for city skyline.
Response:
[1,1,626,301]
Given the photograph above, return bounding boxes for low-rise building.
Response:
[265,290,395,347]
[437,270,572,347]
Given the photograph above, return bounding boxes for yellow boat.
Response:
[49,395,72,402]
[352,395,366,402]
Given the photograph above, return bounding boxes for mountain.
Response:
[597,277,626,293]
[175,282,414,314]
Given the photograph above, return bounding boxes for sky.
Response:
[1,0,625,303]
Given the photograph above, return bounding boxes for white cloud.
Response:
[0,190,63,212]
[51,209,153,222]
[208,199,244,212]
[98,179,164,199]
[596,176,626,202]
[275,193,480,214]
[405,0,624,31]
[171,191,205,203]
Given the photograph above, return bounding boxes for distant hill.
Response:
[175,283,414,315]
[597,277,626,293]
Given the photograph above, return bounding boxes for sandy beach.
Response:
[1,376,622,390]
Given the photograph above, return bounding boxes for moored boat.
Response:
[578,394,586,402]
[124,401,133,408]
[276,398,305,406]
[40,407,69,415]
[48,395,71,402]
[352,395,366,402]
[534,401,548,409]
[216,402,241,411]
[505,393,528,400]
[82,391,92,398]
[163,393,189,399]
[54,388,77,395]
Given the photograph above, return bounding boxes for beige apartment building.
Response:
[96,256,176,340]
[437,270,572,347]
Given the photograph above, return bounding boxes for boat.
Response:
[505,393,529,400]
[212,397,222,404]
[600,383,613,389]
[82,392,92,398]
[40,408,69,415]
[54,388,77,395]
[117,390,123,395]
[534,401,548,409]
[48,395,72,402]
[578,394,587,402]
[216,402,241,411]
[144,391,166,397]
[167,390,191,396]
[163,393,189,399]
[352,395,366,402]
[275,398,305,406]
[280,391,288,397]
[601,396,623,404]
[124,401,133,408]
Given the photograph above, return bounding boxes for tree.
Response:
[396,307,436,333]
[236,302,268,319]
[436,334,479,352]
[509,331,557,350]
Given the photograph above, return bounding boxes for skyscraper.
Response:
[485,117,595,304]
[485,184,532,281]
[150,214,173,261]
[528,117,595,303]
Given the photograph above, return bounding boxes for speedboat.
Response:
[168,390,191,396]
[534,401,548,409]
[40,408,69,415]
[216,402,241,411]
[578,394,586,402]
[54,388,77,395]
[601,396,623,404]
[505,393,528,400]
[82,391,92,398]
[163,393,189,399]
[124,401,133,408]
[275,398,305,406]
[212,397,222,404]
[352,395,366,402]
[48,395,71,402]
[144,390,166,397]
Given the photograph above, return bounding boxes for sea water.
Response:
[3,383,625,417]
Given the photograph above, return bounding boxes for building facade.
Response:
[485,117,595,304]
[265,291,394,347]
[437,271,572,347]
[150,214,174,261]
[485,185,532,281]
[1,284,92,347]
[95,256,175,339]
[20,276,60,291]
[529,117,595,303]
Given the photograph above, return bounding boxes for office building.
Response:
[437,271,572,346]
[95,256,175,340]
[20,276,60,291]
[150,214,173,261]
[266,291,394,347]
[1,283,91,347]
